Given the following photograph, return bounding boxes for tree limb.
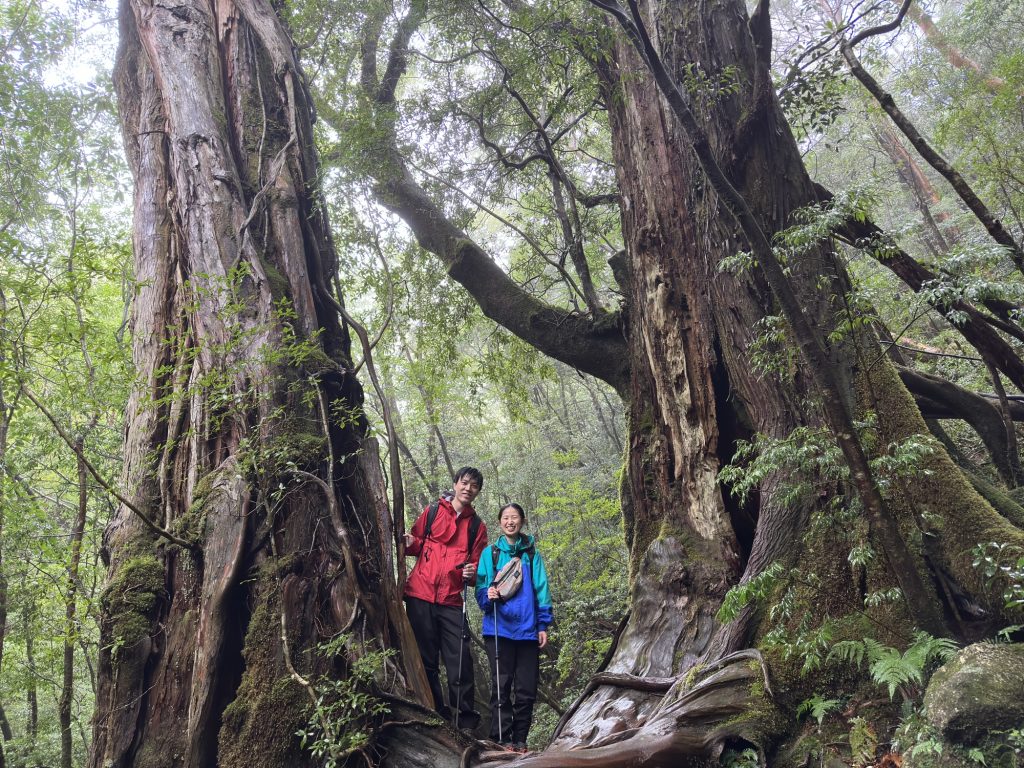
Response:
[347,4,630,394]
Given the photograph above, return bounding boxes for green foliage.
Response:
[777,52,847,138]
[827,632,958,700]
[720,421,937,512]
[972,541,1024,610]
[680,62,741,108]
[796,694,842,725]
[296,635,396,767]
[717,562,785,623]
[721,746,761,767]
[0,1,131,759]
[533,478,627,690]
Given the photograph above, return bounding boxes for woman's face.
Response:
[499,507,524,538]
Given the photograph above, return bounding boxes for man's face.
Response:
[454,474,481,507]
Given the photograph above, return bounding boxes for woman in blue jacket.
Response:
[476,502,554,751]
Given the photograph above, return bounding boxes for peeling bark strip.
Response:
[92,0,427,765]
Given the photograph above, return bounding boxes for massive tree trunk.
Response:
[540,1,1024,763]
[355,0,1024,764]
[90,0,428,765]
[346,0,1024,761]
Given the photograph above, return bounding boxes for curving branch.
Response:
[343,4,630,394]
[897,366,1024,485]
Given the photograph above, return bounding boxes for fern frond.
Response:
[827,639,865,667]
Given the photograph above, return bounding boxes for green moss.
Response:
[218,578,311,768]
[172,466,228,547]
[260,258,291,301]
[683,662,707,689]
[278,429,327,466]
[101,555,164,654]
[298,345,338,376]
[966,472,1024,530]
[173,500,209,546]
[858,361,1024,620]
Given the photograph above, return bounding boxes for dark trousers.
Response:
[484,635,539,744]
[405,597,478,728]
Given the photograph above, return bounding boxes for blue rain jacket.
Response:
[476,534,554,641]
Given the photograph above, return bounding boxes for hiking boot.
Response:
[513,742,528,753]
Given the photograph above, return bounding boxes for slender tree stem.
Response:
[20,386,195,551]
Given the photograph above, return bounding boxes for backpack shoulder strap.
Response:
[491,544,499,570]
[423,501,440,540]
[467,513,482,554]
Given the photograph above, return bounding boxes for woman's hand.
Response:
[462,562,476,582]
[538,631,548,649]
[402,533,414,548]
[487,586,500,600]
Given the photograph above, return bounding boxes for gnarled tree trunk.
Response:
[538,0,1024,764]
[90,0,427,765]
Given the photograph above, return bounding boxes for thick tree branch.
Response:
[897,366,1023,485]
[351,5,630,394]
[815,183,1024,390]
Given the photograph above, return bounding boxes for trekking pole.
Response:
[494,600,502,744]
[455,574,469,731]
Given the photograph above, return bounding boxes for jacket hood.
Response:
[495,533,535,555]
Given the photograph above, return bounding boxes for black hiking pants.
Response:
[484,635,539,744]
[405,596,478,729]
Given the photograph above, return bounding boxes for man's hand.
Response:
[462,562,476,582]
[402,533,415,548]
[538,631,548,649]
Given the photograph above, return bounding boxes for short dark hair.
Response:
[453,466,484,489]
[498,502,525,521]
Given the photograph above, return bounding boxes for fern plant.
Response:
[827,631,958,700]
[796,694,842,725]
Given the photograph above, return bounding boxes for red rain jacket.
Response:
[404,496,488,607]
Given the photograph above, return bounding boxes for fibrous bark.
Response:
[91,0,429,765]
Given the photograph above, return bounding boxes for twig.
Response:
[21,385,196,551]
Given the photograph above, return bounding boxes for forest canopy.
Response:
[2,0,1024,767]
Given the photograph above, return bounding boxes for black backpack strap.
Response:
[467,513,482,555]
[423,501,440,540]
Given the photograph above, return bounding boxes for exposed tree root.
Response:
[476,651,775,768]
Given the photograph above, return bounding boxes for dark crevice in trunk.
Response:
[713,347,756,569]
[198,578,252,768]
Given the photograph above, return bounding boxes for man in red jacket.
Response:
[403,466,488,730]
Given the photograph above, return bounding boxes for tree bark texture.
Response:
[92,0,428,765]
[545,0,1024,760]
[0,404,9,768]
